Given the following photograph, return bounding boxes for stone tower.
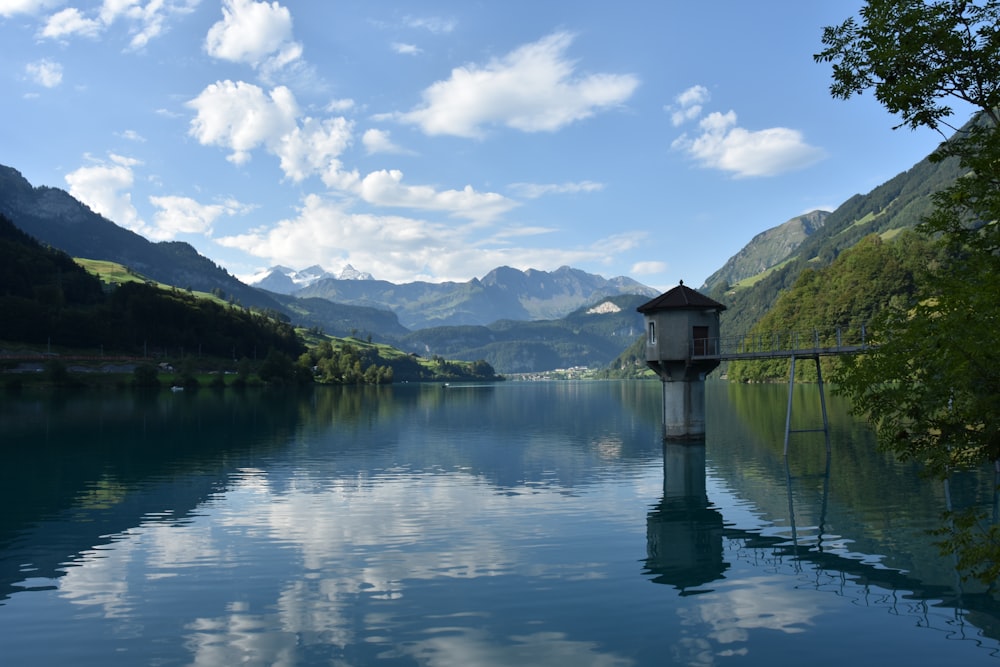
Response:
[637,281,726,439]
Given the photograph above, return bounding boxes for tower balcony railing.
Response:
[690,324,872,361]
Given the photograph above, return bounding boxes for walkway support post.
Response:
[784,353,831,456]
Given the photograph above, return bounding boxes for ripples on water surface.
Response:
[0,381,998,666]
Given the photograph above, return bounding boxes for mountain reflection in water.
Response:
[0,381,997,666]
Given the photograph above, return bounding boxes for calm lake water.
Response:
[1,380,998,666]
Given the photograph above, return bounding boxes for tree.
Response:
[817,0,1000,584]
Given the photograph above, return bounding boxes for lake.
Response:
[1,380,998,666]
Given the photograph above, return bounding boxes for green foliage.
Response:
[0,218,306,361]
[297,337,500,384]
[728,232,940,382]
[259,349,311,386]
[596,334,656,379]
[132,363,160,388]
[302,341,393,385]
[815,0,1000,134]
[818,0,1000,585]
[401,294,647,374]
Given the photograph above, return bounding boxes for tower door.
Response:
[693,326,709,356]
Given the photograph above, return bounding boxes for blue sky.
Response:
[1,1,951,290]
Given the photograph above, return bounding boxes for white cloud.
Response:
[187,80,299,164]
[187,82,514,222]
[508,180,603,199]
[391,42,421,56]
[357,169,516,222]
[672,110,826,178]
[395,31,639,138]
[205,0,301,70]
[34,0,197,49]
[25,58,63,87]
[218,194,453,281]
[276,116,356,186]
[118,129,146,142]
[630,260,667,276]
[65,154,143,232]
[403,15,456,34]
[148,195,249,240]
[361,128,410,155]
[41,7,101,38]
[0,0,62,17]
[325,98,354,113]
[668,84,709,127]
[220,194,635,284]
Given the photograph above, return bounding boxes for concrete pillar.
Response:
[661,375,706,439]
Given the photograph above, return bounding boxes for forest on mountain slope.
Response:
[0,213,500,386]
[707,142,965,338]
[725,231,946,382]
[0,213,303,362]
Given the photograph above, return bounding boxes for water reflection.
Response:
[2,382,1000,666]
[643,422,1000,657]
[645,443,726,594]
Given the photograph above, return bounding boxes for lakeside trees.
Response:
[816,0,1000,583]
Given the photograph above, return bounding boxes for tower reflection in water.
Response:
[644,441,727,595]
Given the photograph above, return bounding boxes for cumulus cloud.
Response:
[0,0,62,17]
[41,7,102,39]
[187,81,512,220]
[394,31,639,138]
[205,0,302,71]
[63,153,251,242]
[276,116,356,186]
[148,195,250,240]
[672,110,826,178]
[361,128,410,155]
[220,194,635,284]
[65,154,143,232]
[667,84,709,127]
[25,58,63,87]
[187,80,299,164]
[358,169,516,222]
[507,181,604,199]
[34,0,196,49]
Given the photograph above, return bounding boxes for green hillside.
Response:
[726,232,944,382]
[709,139,965,338]
[399,294,647,373]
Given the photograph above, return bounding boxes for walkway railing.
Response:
[690,324,872,361]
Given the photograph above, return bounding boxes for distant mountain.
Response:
[0,165,282,312]
[0,162,656,369]
[700,210,829,291]
[398,294,649,373]
[295,265,659,330]
[249,264,373,294]
[703,126,966,337]
[265,291,410,339]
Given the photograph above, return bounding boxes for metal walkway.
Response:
[692,324,873,456]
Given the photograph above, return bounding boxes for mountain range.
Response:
[0,118,967,374]
[249,264,374,293]
[0,163,658,372]
[287,265,657,330]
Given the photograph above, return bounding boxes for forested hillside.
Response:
[0,212,304,360]
[709,143,965,337]
[726,232,944,382]
[399,294,646,373]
